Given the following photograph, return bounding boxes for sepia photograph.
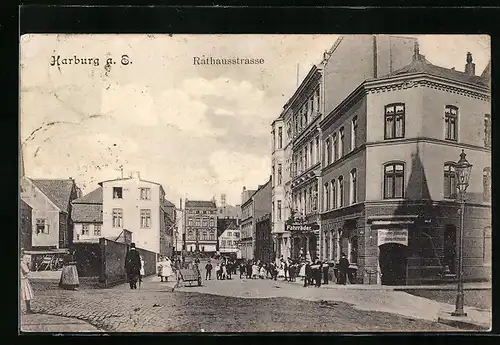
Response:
[19,34,491,333]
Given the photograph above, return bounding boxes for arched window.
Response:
[444,105,458,141]
[325,138,331,165]
[331,180,336,209]
[385,103,405,139]
[324,183,330,211]
[188,230,194,240]
[332,133,337,162]
[384,163,405,199]
[483,167,491,202]
[444,163,457,199]
[350,169,357,204]
[338,176,344,208]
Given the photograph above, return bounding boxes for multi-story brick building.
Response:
[276,35,417,261]
[184,200,218,254]
[319,45,491,285]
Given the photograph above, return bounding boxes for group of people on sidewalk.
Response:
[204,257,237,280]
[231,253,352,287]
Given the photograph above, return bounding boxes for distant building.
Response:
[71,187,103,243]
[98,171,174,258]
[240,178,272,260]
[217,218,241,258]
[255,213,273,263]
[184,200,218,253]
[20,177,80,250]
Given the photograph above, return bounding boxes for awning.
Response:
[25,249,69,255]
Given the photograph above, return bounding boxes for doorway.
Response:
[379,243,409,285]
[443,224,457,274]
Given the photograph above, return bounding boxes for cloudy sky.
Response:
[20,34,490,206]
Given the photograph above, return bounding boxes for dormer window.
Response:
[113,187,123,199]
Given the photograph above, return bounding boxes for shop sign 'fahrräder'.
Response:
[377,229,408,246]
[286,223,320,232]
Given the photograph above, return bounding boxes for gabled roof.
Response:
[72,187,103,204]
[30,179,76,213]
[217,218,239,237]
[163,199,175,207]
[185,200,216,208]
[71,204,103,223]
[386,54,489,88]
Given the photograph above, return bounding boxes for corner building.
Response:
[275,35,417,261]
[319,47,491,285]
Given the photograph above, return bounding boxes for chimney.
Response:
[180,198,183,210]
[132,171,140,180]
[412,41,423,62]
[465,52,475,75]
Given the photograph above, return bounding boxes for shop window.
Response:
[384,103,405,139]
[383,163,405,199]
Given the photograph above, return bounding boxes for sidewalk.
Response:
[278,278,491,330]
[20,313,104,333]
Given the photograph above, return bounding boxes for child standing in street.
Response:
[20,249,34,314]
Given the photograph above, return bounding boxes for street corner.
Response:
[436,309,491,331]
[20,313,105,333]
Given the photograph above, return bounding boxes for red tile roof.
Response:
[30,179,76,213]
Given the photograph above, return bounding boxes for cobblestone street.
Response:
[24,273,462,333]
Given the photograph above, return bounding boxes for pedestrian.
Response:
[251,262,259,279]
[222,262,227,280]
[157,256,164,281]
[215,262,221,280]
[312,258,322,287]
[246,261,253,279]
[139,255,145,287]
[205,260,213,280]
[298,261,306,281]
[303,261,312,287]
[322,261,330,285]
[226,261,232,280]
[20,248,34,314]
[160,256,174,282]
[239,261,245,279]
[59,248,79,290]
[289,262,297,282]
[337,253,349,285]
[124,243,141,290]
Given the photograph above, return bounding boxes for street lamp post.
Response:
[452,150,473,317]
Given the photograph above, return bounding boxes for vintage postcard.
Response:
[19,34,491,333]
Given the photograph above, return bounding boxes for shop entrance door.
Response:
[379,243,409,285]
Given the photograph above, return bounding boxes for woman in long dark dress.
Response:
[59,248,79,290]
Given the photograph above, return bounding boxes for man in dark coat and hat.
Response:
[125,243,142,289]
[337,253,349,285]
